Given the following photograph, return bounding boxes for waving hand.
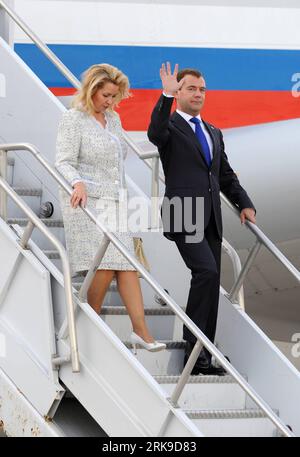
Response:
[160,62,184,96]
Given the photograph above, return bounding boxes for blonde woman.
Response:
[55,63,165,353]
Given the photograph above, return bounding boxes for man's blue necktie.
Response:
[190,117,212,167]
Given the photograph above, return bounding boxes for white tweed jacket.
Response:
[55,108,127,200]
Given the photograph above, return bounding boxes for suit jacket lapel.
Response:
[170,112,217,167]
[171,112,209,168]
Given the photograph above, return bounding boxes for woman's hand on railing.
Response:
[240,207,256,225]
[70,182,87,208]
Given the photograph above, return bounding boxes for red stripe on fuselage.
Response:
[49,88,300,130]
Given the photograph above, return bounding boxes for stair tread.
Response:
[43,250,60,259]
[185,408,268,419]
[72,282,118,292]
[101,306,174,316]
[153,374,239,384]
[8,218,64,227]
[13,187,42,196]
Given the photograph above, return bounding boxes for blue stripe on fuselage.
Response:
[14,43,300,91]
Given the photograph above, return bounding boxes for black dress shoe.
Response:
[184,342,209,366]
[194,363,227,376]
[184,341,227,376]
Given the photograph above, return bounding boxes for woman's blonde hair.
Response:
[72,63,130,114]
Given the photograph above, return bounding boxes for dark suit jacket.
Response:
[147,94,255,240]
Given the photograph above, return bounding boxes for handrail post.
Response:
[222,239,245,309]
[151,156,160,230]
[0,149,7,221]
[157,340,202,437]
[59,247,80,372]
[229,240,261,303]
[170,340,202,407]
[19,220,35,249]
[78,236,111,302]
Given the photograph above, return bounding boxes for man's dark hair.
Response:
[177,68,203,82]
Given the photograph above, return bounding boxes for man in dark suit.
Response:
[148,63,256,375]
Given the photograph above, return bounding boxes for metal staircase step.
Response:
[153,375,247,410]
[13,187,42,197]
[121,340,238,377]
[102,305,179,340]
[186,408,266,420]
[122,339,184,375]
[153,374,237,384]
[72,281,118,293]
[121,343,251,409]
[8,218,64,227]
[101,306,174,316]
[185,408,278,437]
[43,250,60,259]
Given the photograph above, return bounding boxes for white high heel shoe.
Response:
[130,332,166,354]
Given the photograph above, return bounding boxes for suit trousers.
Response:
[173,213,222,364]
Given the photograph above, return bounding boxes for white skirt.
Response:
[59,190,136,276]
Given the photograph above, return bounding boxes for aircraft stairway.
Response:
[1,0,300,437]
